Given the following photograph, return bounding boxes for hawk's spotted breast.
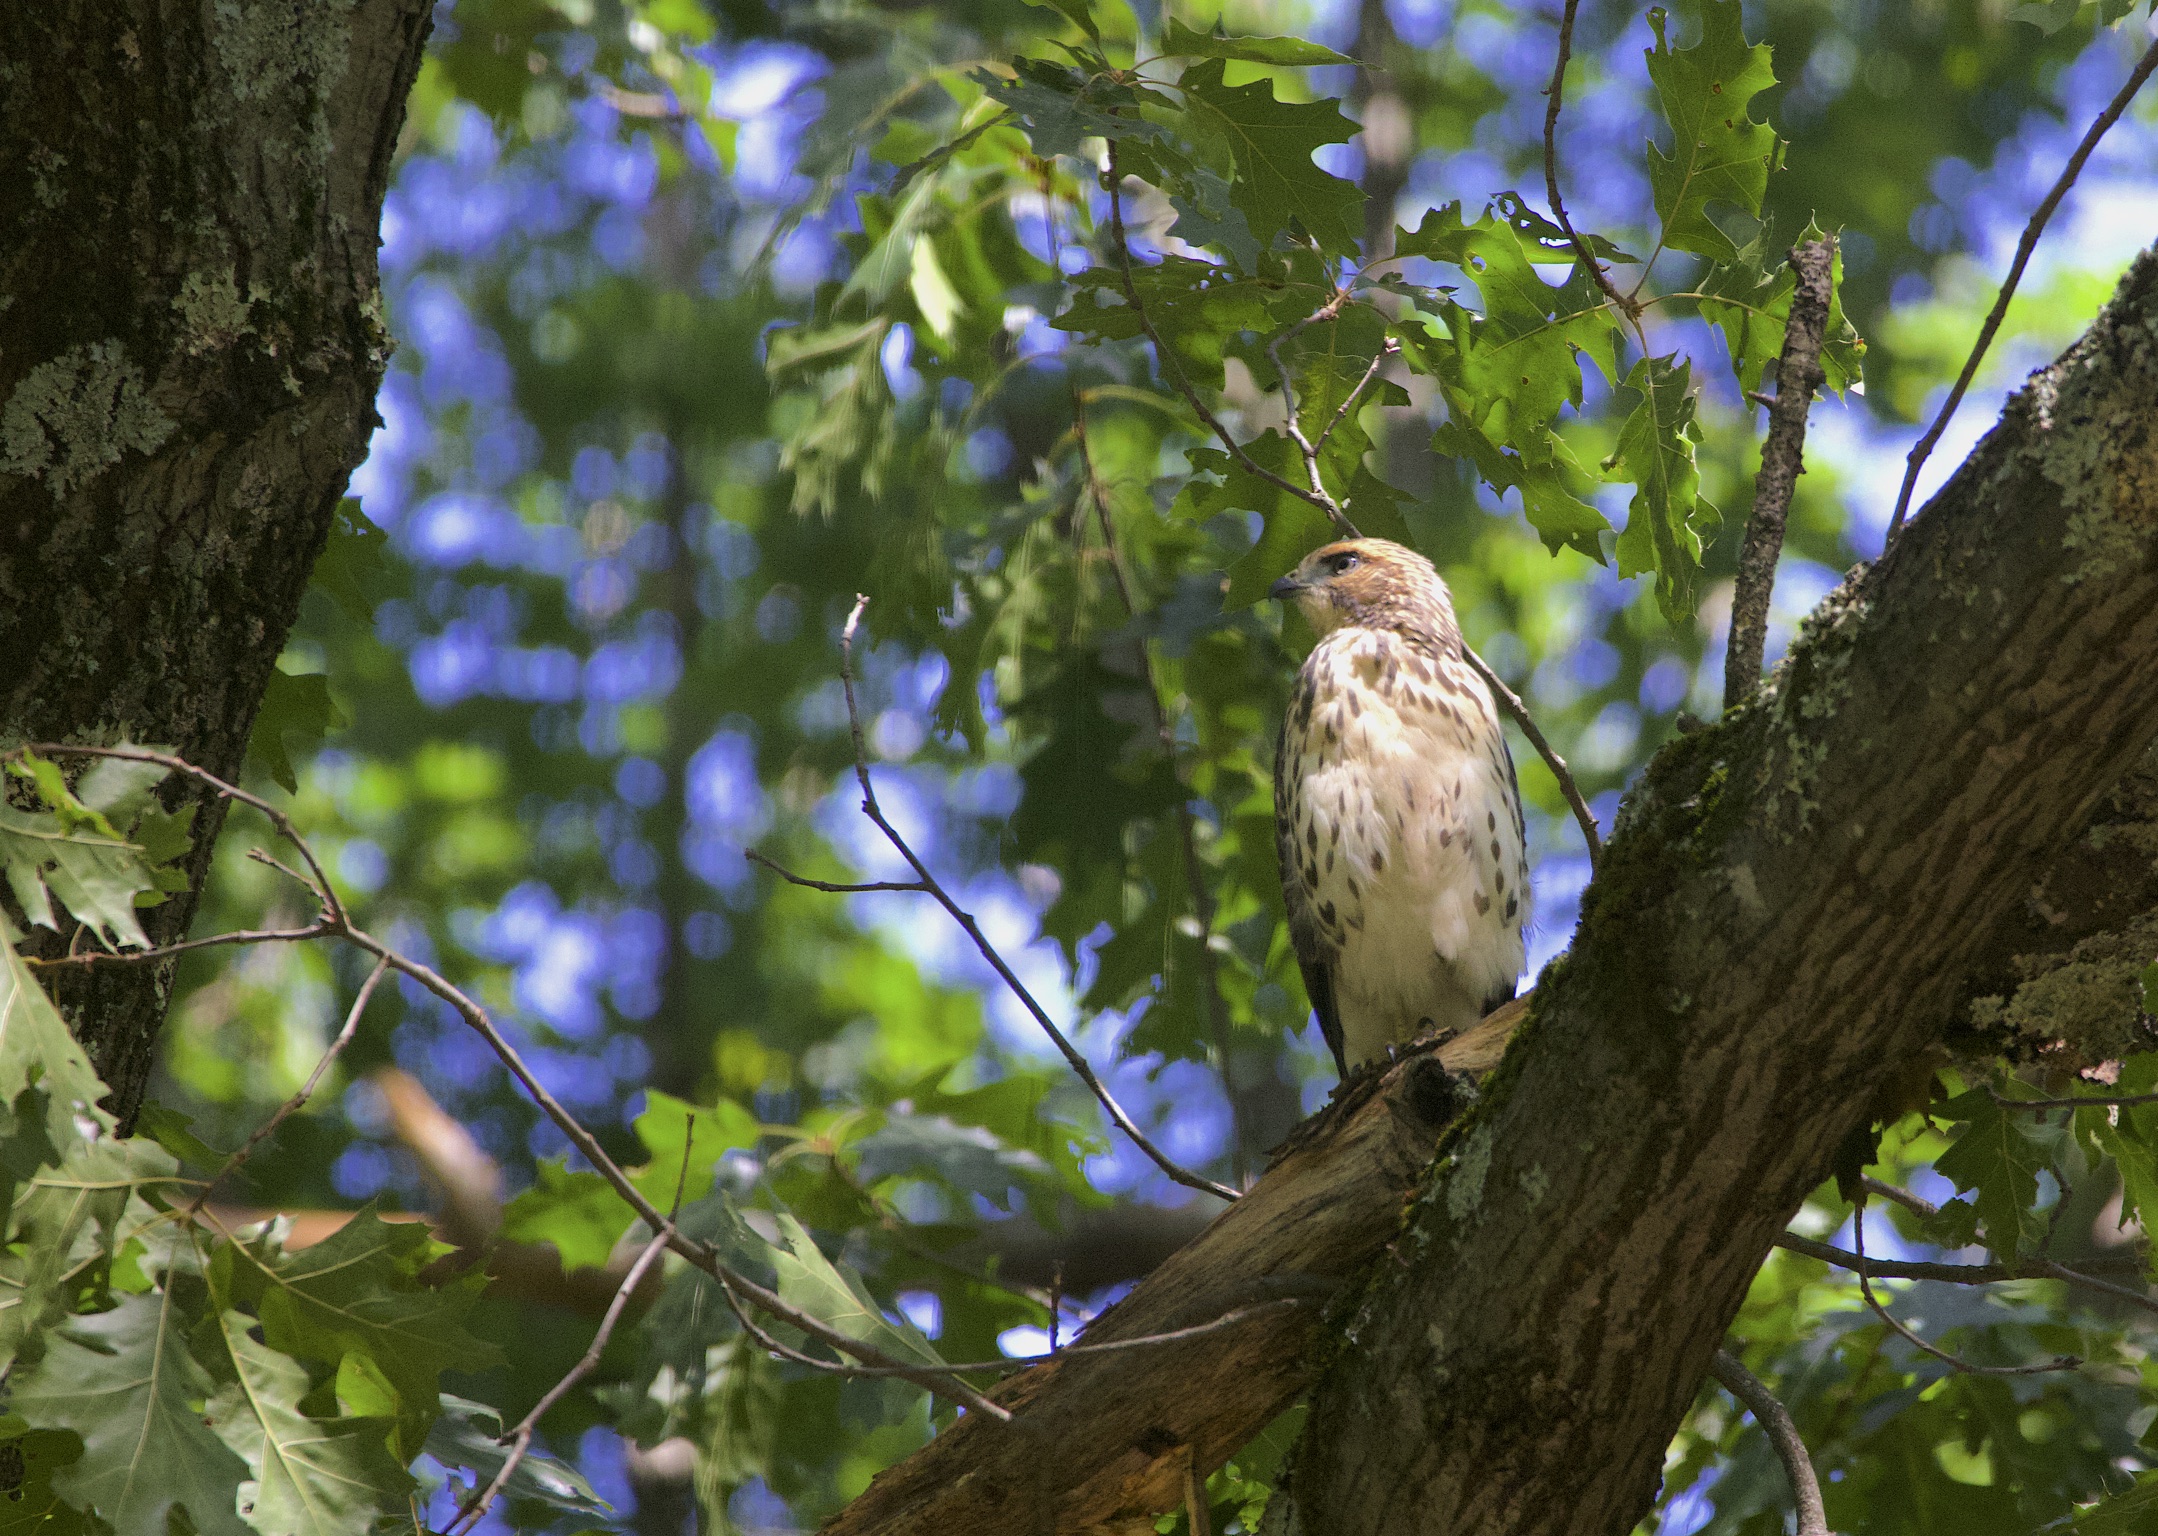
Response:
[1269,539,1529,1075]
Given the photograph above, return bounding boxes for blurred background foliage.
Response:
[122,0,2158,1529]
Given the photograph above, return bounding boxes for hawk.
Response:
[1270,539,1530,1076]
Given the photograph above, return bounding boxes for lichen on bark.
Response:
[0,0,431,1123]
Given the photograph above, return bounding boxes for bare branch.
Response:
[1861,1176,1938,1221]
[795,596,1239,1203]
[1101,144,1359,539]
[1709,1350,1829,1536]
[1885,32,2158,540]
[13,742,1033,1419]
[723,1295,1316,1379]
[1459,646,1602,870]
[1541,0,1636,323]
[447,1127,699,1536]
[1312,339,1401,461]
[1987,1085,2158,1112]
[1775,1233,2157,1318]
[23,921,333,970]
[1851,1204,2078,1377]
[1725,237,1835,711]
[190,955,391,1215]
[745,849,929,894]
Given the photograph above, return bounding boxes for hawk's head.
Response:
[1269,539,1462,653]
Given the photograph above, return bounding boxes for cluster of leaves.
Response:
[780,0,1864,629]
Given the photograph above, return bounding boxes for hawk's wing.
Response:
[1276,711,1347,1077]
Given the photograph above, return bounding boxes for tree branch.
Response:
[1885,32,2158,541]
[1540,0,1635,323]
[821,1003,1522,1535]
[1725,236,1834,711]
[1708,1350,1829,1536]
[757,596,1239,1203]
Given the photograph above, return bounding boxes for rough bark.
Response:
[820,1007,1523,1536]
[820,249,2158,1536]
[0,0,431,1122]
[1289,247,2158,1535]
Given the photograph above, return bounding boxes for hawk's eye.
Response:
[1328,552,1360,575]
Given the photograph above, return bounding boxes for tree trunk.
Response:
[0,0,431,1124]
[1287,245,2158,1535]
[820,247,2158,1535]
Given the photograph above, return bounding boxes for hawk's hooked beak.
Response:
[1269,573,1305,601]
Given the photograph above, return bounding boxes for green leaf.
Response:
[310,501,391,624]
[1607,353,1716,624]
[0,1424,90,1536]
[498,1160,635,1273]
[1053,258,1275,393]
[201,1309,414,1536]
[1642,1,1784,262]
[1934,1089,2052,1257]
[976,59,1172,164]
[0,799,168,951]
[0,937,115,1158]
[131,1104,224,1172]
[1025,0,1101,45]
[1176,59,1362,258]
[632,1090,763,1211]
[1160,18,1354,66]
[1696,217,1866,395]
[247,669,346,795]
[770,1212,947,1369]
[9,1290,252,1536]
[0,1138,175,1376]
[214,1208,501,1456]
[423,1397,609,1521]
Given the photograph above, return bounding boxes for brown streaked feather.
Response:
[1275,714,1346,1076]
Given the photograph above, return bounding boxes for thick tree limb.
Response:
[1289,247,2158,1535]
[823,248,2158,1536]
[821,1006,1522,1535]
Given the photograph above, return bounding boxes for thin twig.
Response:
[745,850,929,894]
[1541,0,1636,323]
[1313,339,1401,461]
[23,745,1017,1422]
[1725,237,1835,712]
[1775,1233,2156,1316]
[189,954,391,1216]
[1885,33,2158,541]
[1709,1349,1829,1536]
[1986,1085,2158,1112]
[23,921,333,970]
[1459,647,1601,870]
[1073,391,1252,1187]
[719,1294,1315,1378]
[805,596,1240,1203]
[1851,1201,2079,1376]
[447,1127,699,1535]
[1101,144,1360,539]
[1265,293,1359,526]
[1861,1176,1938,1221]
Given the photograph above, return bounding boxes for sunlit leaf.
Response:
[1642,0,1784,262]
